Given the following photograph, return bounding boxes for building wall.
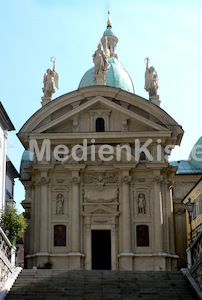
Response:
[183,179,202,245]
[0,125,7,212]
[172,175,202,267]
[5,174,13,201]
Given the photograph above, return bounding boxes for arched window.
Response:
[54,225,66,246]
[136,225,149,246]
[96,118,105,132]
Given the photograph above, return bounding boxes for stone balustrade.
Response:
[0,226,16,289]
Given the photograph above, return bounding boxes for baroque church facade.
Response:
[19,12,188,271]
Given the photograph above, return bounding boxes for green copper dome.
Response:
[78,57,135,94]
[103,26,116,37]
[188,136,202,170]
[20,150,34,180]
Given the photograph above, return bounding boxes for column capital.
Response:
[71,177,81,185]
[152,175,163,183]
[121,175,132,184]
[38,176,50,185]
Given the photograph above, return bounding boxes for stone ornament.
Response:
[56,194,64,215]
[167,180,174,189]
[152,175,163,183]
[71,177,81,184]
[56,178,65,184]
[122,119,129,131]
[84,196,117,204]
[83,172,118,184]
[144,57,159,97]
[93,209,108,214]
[39,177,50,185]
[24,211,31,219]
[42,57,59,99]
[138,193,146,214]
[121,176,131,184]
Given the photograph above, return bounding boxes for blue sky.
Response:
[0,0,201,212]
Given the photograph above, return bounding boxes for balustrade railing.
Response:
[0,226,16,289]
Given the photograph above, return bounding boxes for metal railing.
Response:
[0,226,16,289]
[187,232,202,290]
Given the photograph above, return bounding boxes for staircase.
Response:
[5,270,197,299]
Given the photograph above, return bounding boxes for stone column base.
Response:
[67,252,85,270]
[118,253,134,270]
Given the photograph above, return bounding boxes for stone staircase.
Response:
[5,269,197,300]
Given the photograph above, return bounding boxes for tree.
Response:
[0,206,27,243]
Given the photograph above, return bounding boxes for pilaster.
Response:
[118,168,133,270]
[152,170,163,253]
[39,173,49,254]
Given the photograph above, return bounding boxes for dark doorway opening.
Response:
[91,230,111,270]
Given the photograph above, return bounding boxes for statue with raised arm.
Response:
[43,57,59,99]
[93,43,108,76]
[144,57,159,97]
[138,193,146,214]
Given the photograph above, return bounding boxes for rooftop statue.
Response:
[144,57,159,97]
[43,57,59,99]
[93,43,109,77]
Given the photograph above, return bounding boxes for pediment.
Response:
[83,204,119,217]
[18,87,183,148]
[32,95,167,133]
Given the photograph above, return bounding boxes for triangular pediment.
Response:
[33,95,167,133]
[18,87,183,148]
[83,204,119,217]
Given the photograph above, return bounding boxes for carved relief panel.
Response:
[82,171,119,226]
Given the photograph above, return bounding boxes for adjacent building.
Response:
[6,156,19,207]
[0,102,15,212]
[170,137,202,267]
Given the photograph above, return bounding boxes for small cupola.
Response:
[101,8,118,59]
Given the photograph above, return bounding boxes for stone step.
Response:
[5,270,197,300]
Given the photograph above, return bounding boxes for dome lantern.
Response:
[101,8,118,59]
[78,8,135,94]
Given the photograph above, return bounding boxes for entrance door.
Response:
[91,230,111,270]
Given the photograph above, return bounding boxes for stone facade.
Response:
[19,87,184,270]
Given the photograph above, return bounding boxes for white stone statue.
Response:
[56,193,64,214]
[93,43,108,76]
[144,57,159,97]
[138,193,146,214]
[43,57,59,99]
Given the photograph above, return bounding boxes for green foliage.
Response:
[38,260,53,269]
[0,206,27,243]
